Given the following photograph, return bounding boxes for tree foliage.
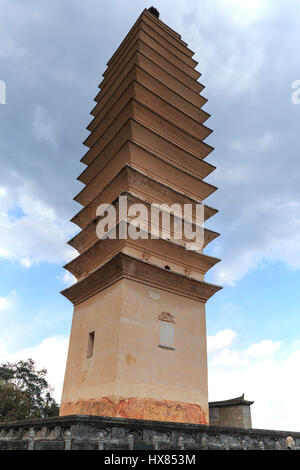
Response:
[0,358,59,422]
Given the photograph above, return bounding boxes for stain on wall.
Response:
[60,396,208,424]
[125,353,136,366]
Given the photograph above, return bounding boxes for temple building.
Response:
[60,7,223,425]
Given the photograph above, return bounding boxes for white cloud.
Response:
[0,291,16,312]
[33,105,57,148]
[257,132,274,150]
[208,331,300,431]
[246,339,282,360]
[213,251,263,286]
[174,3,300,288]
[207,329,237,354]
[0,336,69,403]
[292,340,300,349]
[20,258,33,268]
[0,36,27,59]
[174,0,270,97]
[211,196,300,286]
[229,132,275,153]
[0,181,76,266]
[0,298,9,312]
[217,0,266,25]
[57,271,76,287]
[210,348,241,368]
[0,188,7,198]
[207,128,300,285]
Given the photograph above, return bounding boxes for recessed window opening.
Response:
[87,331,95,358]
[164,265,171,270]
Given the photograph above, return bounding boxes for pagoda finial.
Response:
[148,6,160,18]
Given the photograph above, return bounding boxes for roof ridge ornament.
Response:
[148,6,160,19]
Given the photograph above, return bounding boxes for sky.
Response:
[0,0,299,431]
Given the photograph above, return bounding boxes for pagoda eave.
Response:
[83,93,212,149]
[71,167,219,230]
[92,53,206,116]
[67,194,220,252]
[63,226,221,281]
[73,160,217,208]
[78,132,216,186]
[90,61,206,122]
[101,36,201,95]
[61,252,222,306]
[81,117,214,168]
[106,11,195,72]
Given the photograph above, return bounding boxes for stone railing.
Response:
[0,415,299,450]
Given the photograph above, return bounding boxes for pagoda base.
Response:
[60,396,207,425]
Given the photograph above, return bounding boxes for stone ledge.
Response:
[61,252,222,305]
[0,414,299,450]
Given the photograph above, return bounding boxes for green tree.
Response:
[0,358,59,422]
[0,380,31,421]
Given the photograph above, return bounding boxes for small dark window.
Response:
[164,265,171,270]
[87,331,95,358]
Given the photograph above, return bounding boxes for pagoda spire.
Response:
[148,6,160,18]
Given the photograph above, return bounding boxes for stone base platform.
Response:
[0,415,299,450]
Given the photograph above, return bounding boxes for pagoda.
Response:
[60,7,222,425]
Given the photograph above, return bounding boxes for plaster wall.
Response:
[60,278,208,424]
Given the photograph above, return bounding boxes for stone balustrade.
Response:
[0,415,299,450]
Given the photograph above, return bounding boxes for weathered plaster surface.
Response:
[60,396,207,424]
